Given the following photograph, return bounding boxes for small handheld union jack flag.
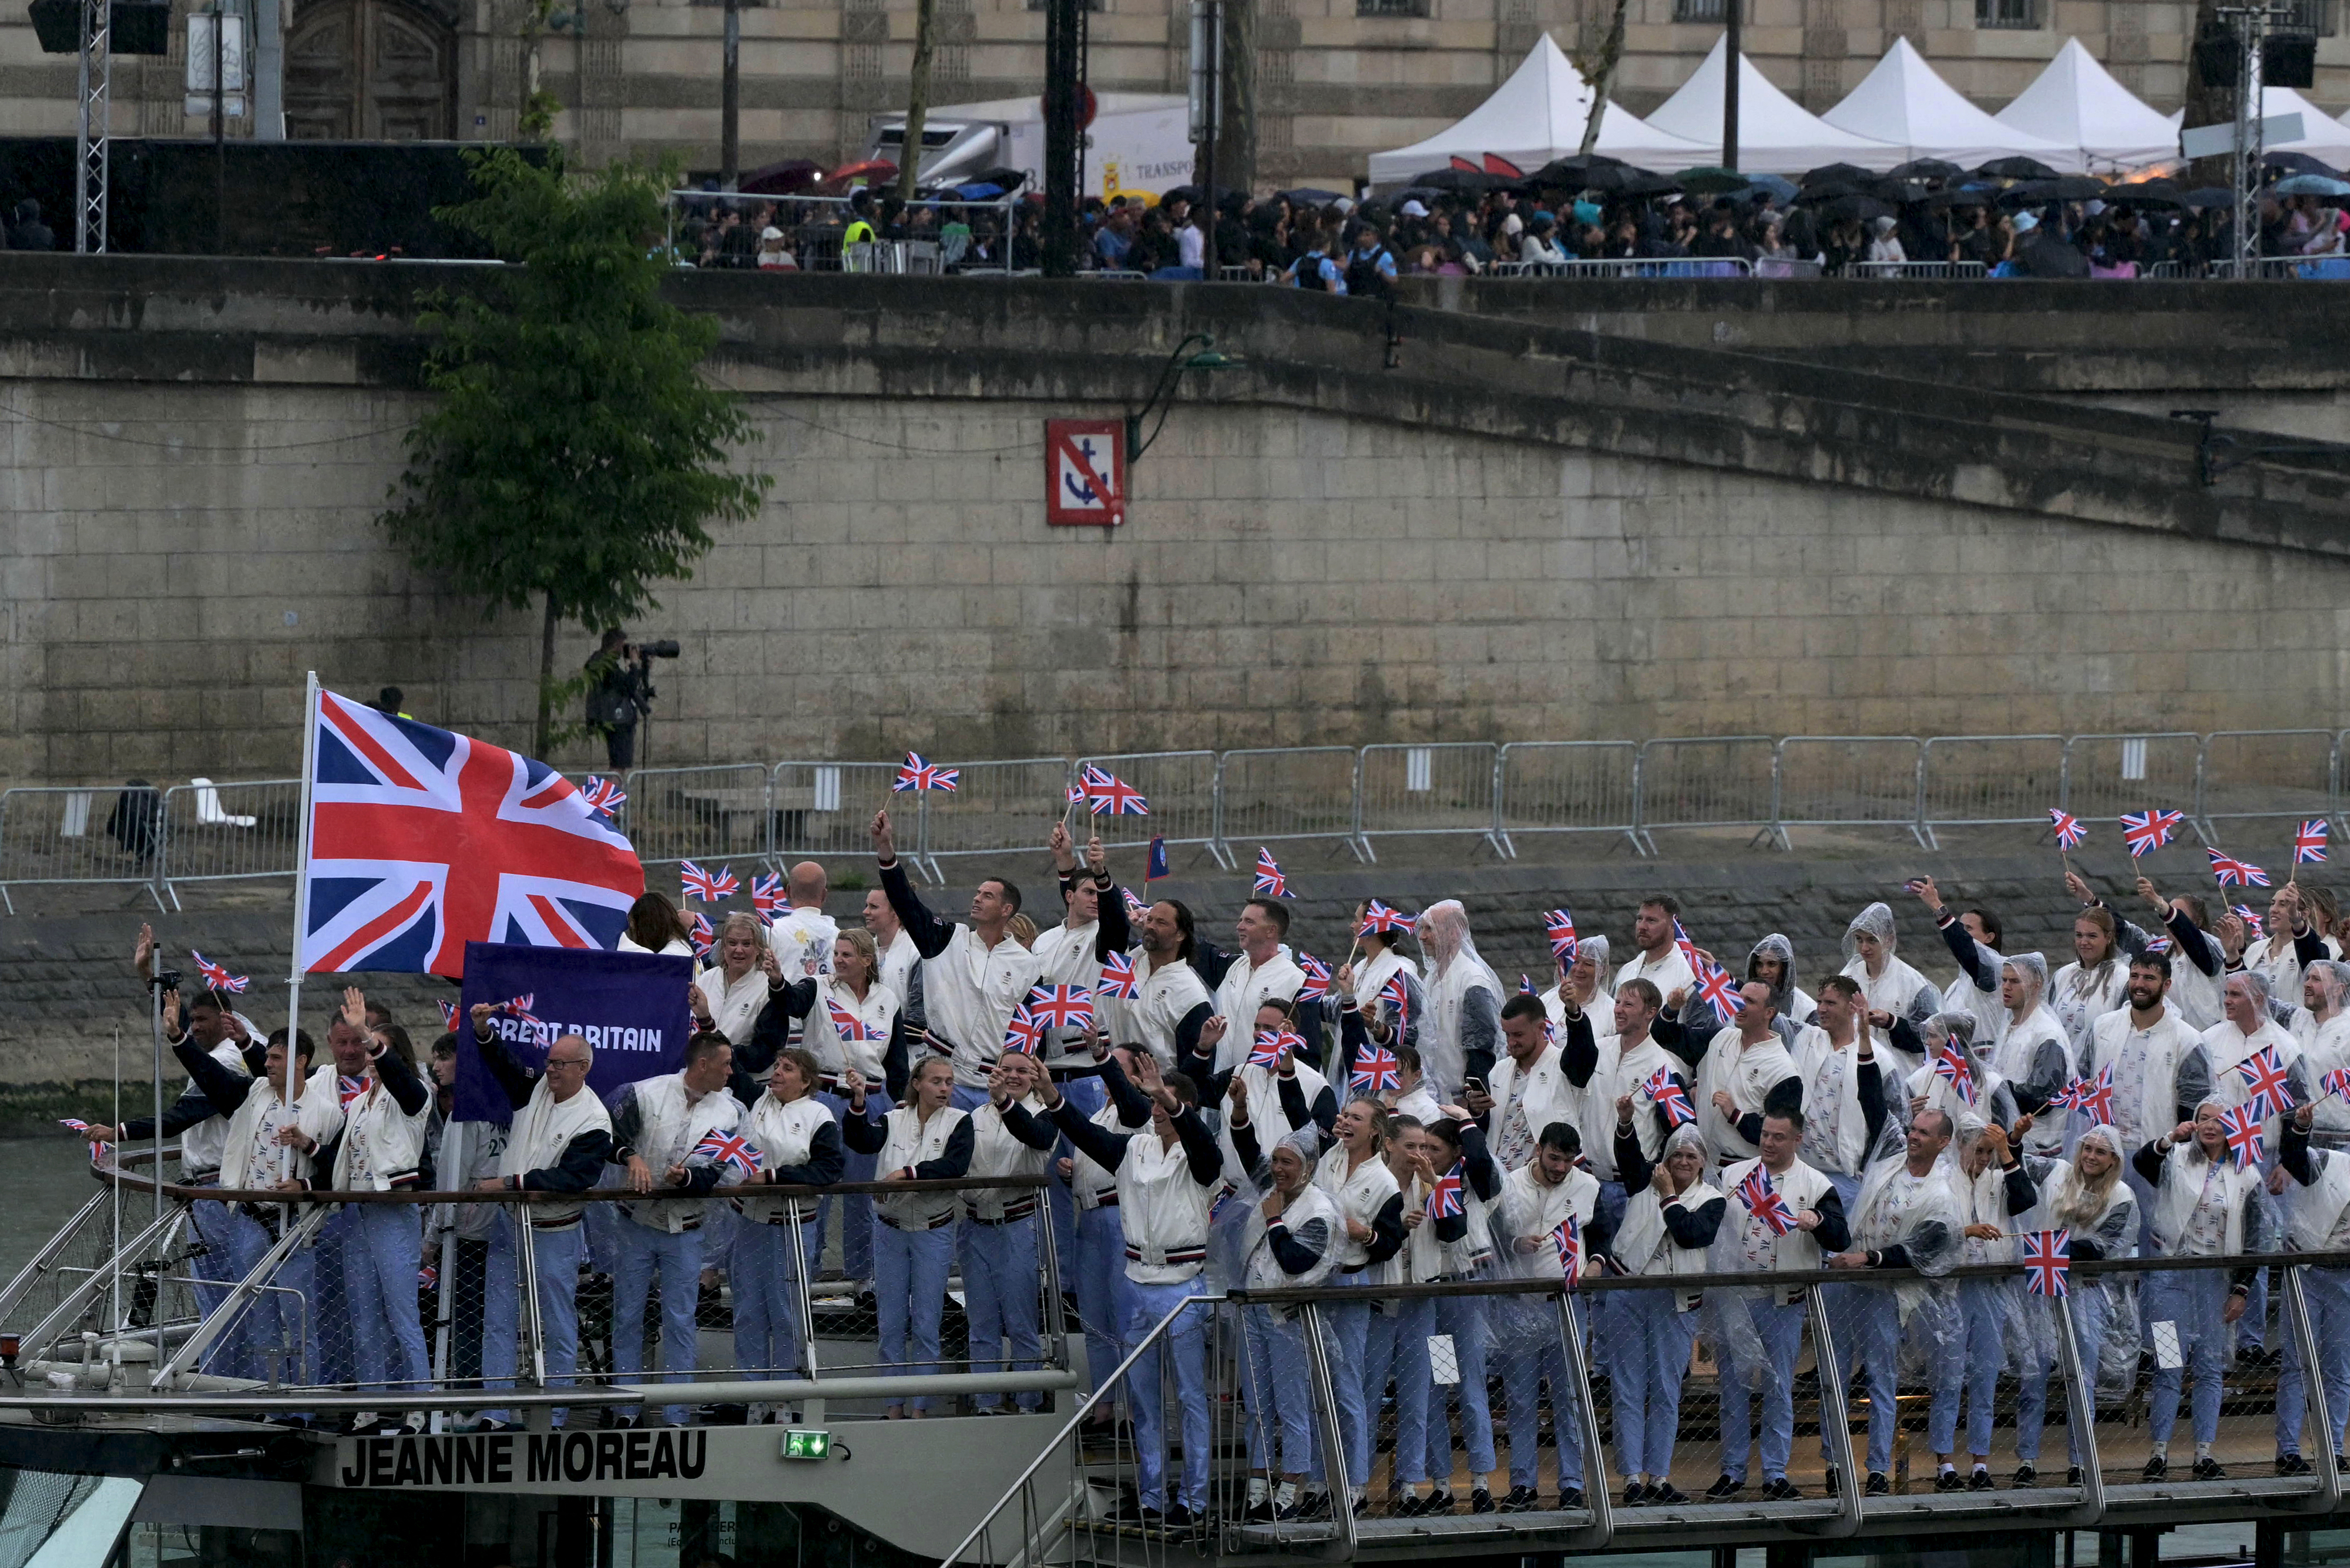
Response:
[1002,1004,1044,1056]
[1352,1042,1402,1095]
[1080,765,1150,817]
[2232,905,2265,939]
[2323,1066,2350,1104]
[580,775,627,818]
[679,861,739,902]
[1519,974,1536,995]
[894,752,958,793]
[338,1073,368,1110]
[2054,1064,2115,1124]
[1545,908,1579,963]
[58,1118,110,1148]
[1358,899,1415,938]
[1426,1160,1466,1220]
[1735,1164,1798,1237]
[2144,934,2173,953]
[1379,972,1412,1033]
[2236,1044,2296,1120]
[1026,984,1095,1032]
[2220,1103,2264,1170]
[1097,951,1141,1000]
[1932,1034,1979,1107]
[1254,849,1287,898]
[439,999,461,1033]
[190,949,250,995]
[2121,808,2184,858]
[2297,820,2330,865]
[827,996,876,1042]
[2048,808,2086,850]
[1553,1214,1583,1287]
[1644,1066,1697,1130]
[1696,962,1740,1018]
[1673,916,1700,972]
[2023,1228,2070,1298]
[691,1127,764,1178]
[2207,848,2270,888]
[1120,885,1150,922]
[751,873,785,924]
[1249,1028,1302,1070]
[1295,953,1331,1003]
[687,912,714,959]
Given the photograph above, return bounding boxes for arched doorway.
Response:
[285,0,455,139]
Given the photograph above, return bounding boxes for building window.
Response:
[2280,0,2335,33]
[1673,0,1724,20]
[1357,0,1432,16]
[1975,0,2039,28]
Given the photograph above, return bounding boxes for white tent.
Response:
[1365,34,1714,186]
[2257,85,2350,169]
[1643,39,1906,173]
[1822,37,2075,170]
[1993,39,2181,173]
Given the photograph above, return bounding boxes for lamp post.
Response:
[1126,333,1238,462]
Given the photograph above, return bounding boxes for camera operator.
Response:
[584,629,676,771]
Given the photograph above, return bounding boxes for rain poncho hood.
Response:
[1844,902,1900,963]
[1745,933,1800,1016]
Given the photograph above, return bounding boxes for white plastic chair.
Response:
[192,778,256,828]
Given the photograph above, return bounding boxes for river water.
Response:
[2,1137,116,1281]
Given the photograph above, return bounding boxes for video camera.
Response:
[627,639,682,661]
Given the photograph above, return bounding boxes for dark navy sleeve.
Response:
[766,1119,846,1187]
[881,859,957,961]
[1364,1191,1406,1265]
[519,1129,615,1194]
[909,1117,975,1180]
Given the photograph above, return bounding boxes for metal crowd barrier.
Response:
[1071,750,1228,869]
[1492,740,1641,856]
[1842,260,1990,280]
[661,190,1018,276]
[1494,256,1755,279]
[1918,734,2066,848]
[18,727,2350,908]
[1354,742,1503,861]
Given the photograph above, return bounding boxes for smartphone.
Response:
[1463,1076,1488,1098]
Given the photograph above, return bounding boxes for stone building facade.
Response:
[0,0,2343,192]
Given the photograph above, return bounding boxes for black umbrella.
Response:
[2183,186,2238,209]
[1889,157,1966,180]
[1800,161,1879,188]
[2016,230,2089,278]
[1528,154,1643,191]
[1672,165,1753,196]
[1816,193,1892,223]
[1408,167,1510,192]
[1975,156,2063,182]
[2108,179,2185,207]
[2264,149,2343,177]
[1794,179,1876,203]
[1160,183,1241,206]
[1999,175,2106,205]
[738,158,823,196]
[972,167,1029,192]
[1617,172,1683,198]
[1281,187,1349,206]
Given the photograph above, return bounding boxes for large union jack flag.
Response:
[298,688,643,978]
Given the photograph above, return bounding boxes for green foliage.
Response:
[382,147,769,747]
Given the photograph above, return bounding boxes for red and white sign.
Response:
[1045,419,1124,528]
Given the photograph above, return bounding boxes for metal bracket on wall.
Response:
[2169,408,2349,486]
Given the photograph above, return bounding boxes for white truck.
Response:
[865,92,1194,199]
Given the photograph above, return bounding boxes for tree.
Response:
[382,149,770,756]
[896,0,939,202]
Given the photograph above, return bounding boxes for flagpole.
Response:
[283,671,320,1191]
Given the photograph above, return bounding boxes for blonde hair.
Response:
[833,926,879,986]
[1008,914,1039,950]
[718,911,764,945]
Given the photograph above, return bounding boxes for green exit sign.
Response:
[781,1428,832,1460]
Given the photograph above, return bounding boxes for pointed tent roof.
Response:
[1821,37,2075,170]
[1993,39,2181,173]
[2258,85,2350,167]
[1365,34,1713,185]
[1643,38,1905,173]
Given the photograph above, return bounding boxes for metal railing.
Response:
[662,190,1019,276]
[11,728,2350,906]
[1841,260,1990,280]
[1493,257,1755,280]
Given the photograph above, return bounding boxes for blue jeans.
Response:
[1383,1297,1435,1485]
[1327,1275,1375,1486]
[483,1215,586,1426]
[2146,1269,2231,1448]
[200,1201,266,1381]
[1075,1206,1130,1404]
[1852,1283,1960,1472]
[2279,1267,2350,1456]
[872,1215,954,1409]
[1719,1294,1804,1482]
[244,1221,316,1389]
[1501,1298,1583,1492]
[2017,1286,2108,1465]
[1424,1294,1495,1485]
[612,1218,704,1424]
[313,1206,357,1387]
[819,1089,885,1280]
[1124,1278,1211,1512]
[1243,1305,1315,1474]
[1957,1278,2008,1459]
[1611,1288,1697,1480]
[962,1214,1043,1409]
[344,1201,431,1399]
[733,1214,820,1382]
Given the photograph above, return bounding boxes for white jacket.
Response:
[965,1096,1053,1221]
[737,1093,834,1224]
[225,1064,343,1193]
[331,1060,431,1192]
[612,1071,744,1234]
[1314,1142,1401,1272]
[1483,1043,1577,1173]
[496,1077,614,1227]
[1116,1127,1221,1285]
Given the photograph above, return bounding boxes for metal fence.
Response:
[1354,743,1503,861]
[662,190,1019,276]
[1493,740,1640,855]
[1211,747,1366,862]
[15,728,2350,906]
[1918,734,2066,847]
